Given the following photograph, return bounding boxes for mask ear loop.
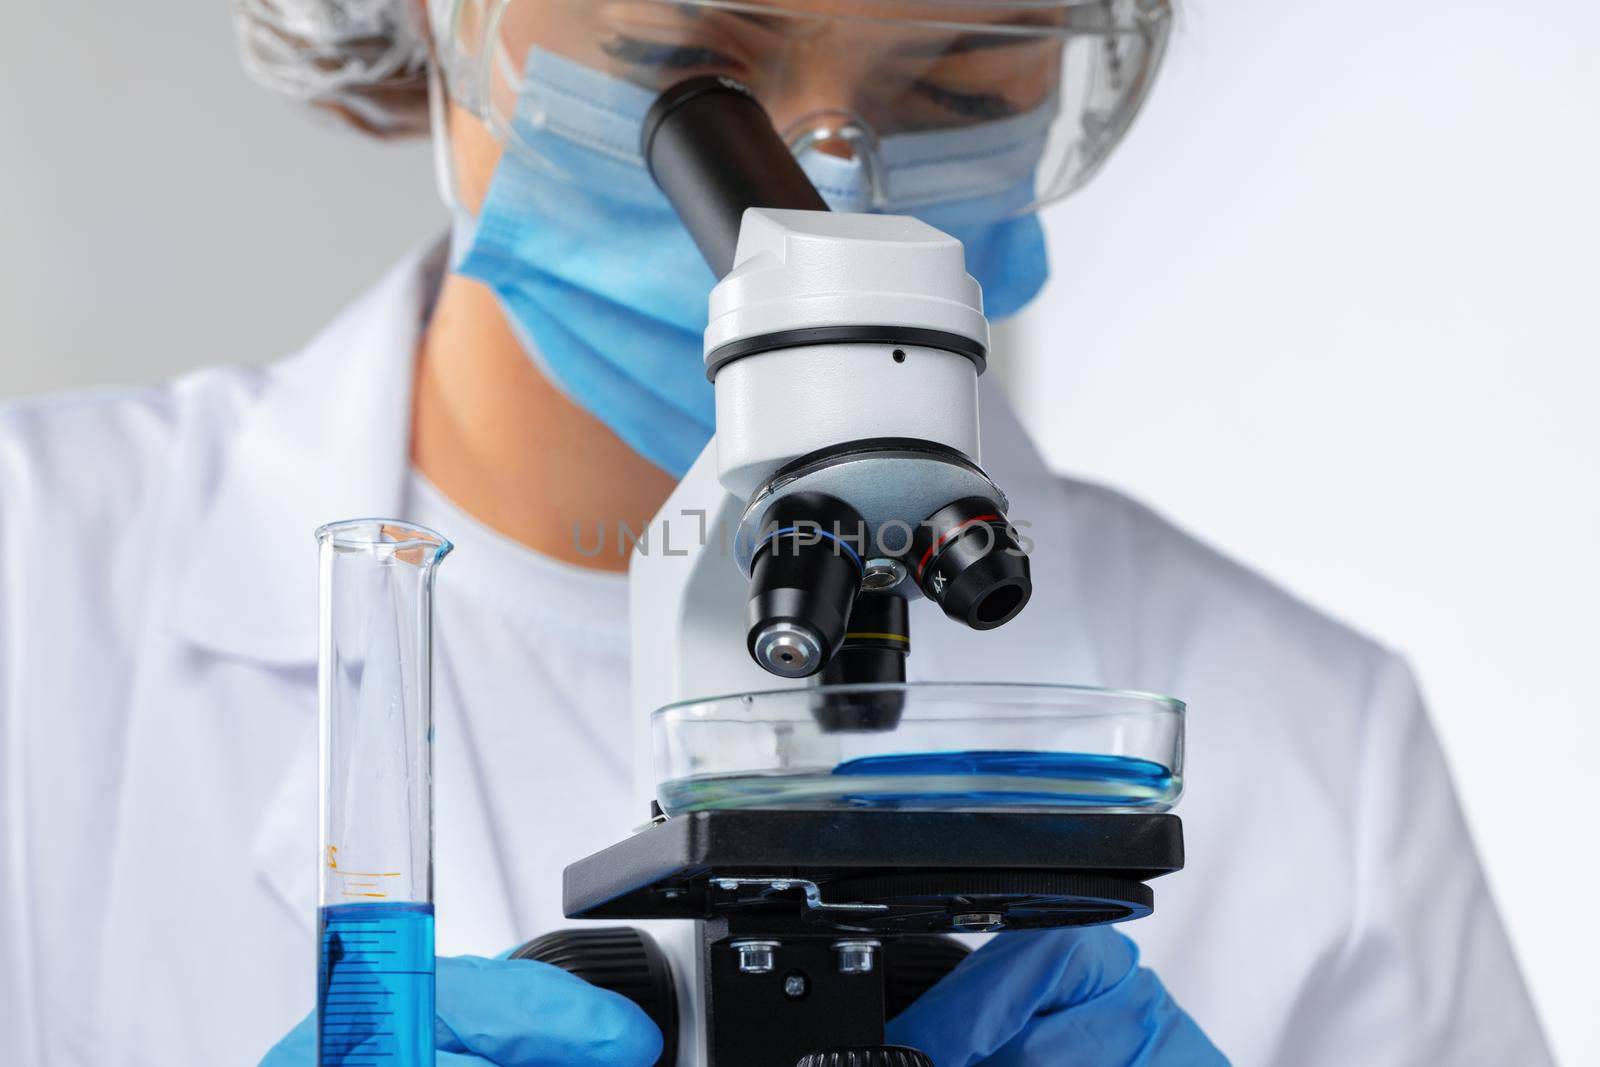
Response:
[428,19,530,268]
[427,0,521,212]
[429,60,486,274]
[428,63,460,212]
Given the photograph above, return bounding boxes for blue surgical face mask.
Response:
[453,49,1051,477]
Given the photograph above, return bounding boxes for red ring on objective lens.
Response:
[914,514,1001,581]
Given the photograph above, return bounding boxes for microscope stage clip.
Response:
[708,876,891,914]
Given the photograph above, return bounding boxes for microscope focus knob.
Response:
[795,1048,934,1067]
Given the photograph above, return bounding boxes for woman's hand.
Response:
[260,954,662,1066]
[886,927,1227,1067]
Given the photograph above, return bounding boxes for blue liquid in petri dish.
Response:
[830,749,1175,808]
[318,902,434,1067]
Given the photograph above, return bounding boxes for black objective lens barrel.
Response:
[642,75,829,278]
[816,592,910,732]
[746,493,866,678]
[911,496,1032,630]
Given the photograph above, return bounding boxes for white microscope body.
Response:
[557,71,1042,1067]
[629,205,991,774]
[628,206,1006,1064]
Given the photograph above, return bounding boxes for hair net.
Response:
[233,0,432,138]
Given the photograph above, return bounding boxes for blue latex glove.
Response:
[885,927,1227,1067]
[260,955,662,1066]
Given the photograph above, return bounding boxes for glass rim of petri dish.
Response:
[315,518,454,557]
[652,682,1186,815]
[653,681,1186,723]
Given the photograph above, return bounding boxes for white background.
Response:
[3,1,1595,1064]
[1004,2,1599,1062]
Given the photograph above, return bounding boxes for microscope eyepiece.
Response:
[911,496,1032,631]
[746,493,867,678]
[642,75,829,278]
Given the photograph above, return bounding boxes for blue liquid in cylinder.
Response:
[318,902,434,1067]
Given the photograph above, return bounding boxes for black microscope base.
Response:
[560,810,1184,1067]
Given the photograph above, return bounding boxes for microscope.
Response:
[513,76,1185,1067]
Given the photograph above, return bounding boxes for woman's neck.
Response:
[411,272,678,571]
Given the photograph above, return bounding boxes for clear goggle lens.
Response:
[431,0,1171,216]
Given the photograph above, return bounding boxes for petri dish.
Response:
[653,682,1184,815]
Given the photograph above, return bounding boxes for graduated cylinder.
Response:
[316,520,451,1067]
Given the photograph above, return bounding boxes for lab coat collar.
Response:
[170,240,447,665]
[169,241,1097,684]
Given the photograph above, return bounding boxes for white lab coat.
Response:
[0,243,1551,1066]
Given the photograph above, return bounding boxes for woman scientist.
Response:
[0,0,1551,1064]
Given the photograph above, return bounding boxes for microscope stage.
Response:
[564,809,1183,935]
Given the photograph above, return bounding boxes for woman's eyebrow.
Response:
[891,31,1047,58]
[886,10,1064,58]
[665,1,783,29]
[721,8,788,30]
[714,6,1062,44]
[713,4,1062,42]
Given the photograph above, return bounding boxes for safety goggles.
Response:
[429,0,1171,216]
